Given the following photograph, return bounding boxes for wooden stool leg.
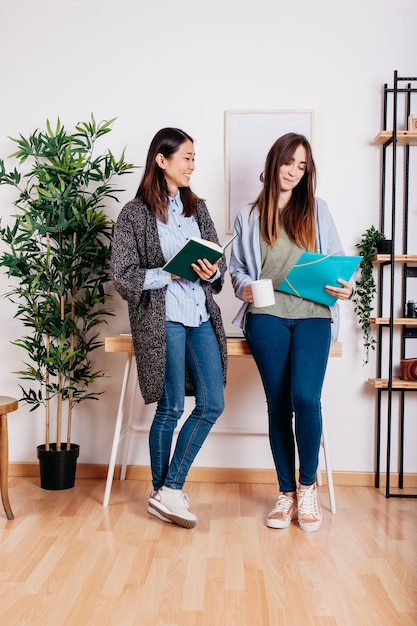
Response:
[0,413,14,520]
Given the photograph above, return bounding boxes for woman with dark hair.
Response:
[111,128,226,528]
[230,133,352,532]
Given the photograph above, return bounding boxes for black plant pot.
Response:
[376,239,393,254]
[37,443,80,490]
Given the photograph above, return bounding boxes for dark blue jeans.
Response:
[149,320,224,490]
[245,314,331,493]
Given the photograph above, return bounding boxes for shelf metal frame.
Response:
[374,71,417,498]
[369,71,417,498]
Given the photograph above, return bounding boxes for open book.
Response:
[163,234,237,282]
[277,252,362,306]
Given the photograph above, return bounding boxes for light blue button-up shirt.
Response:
[143,193,210,327]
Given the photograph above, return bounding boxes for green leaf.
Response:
[0,114,137,441]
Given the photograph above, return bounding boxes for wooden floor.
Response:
[1,478,416,626]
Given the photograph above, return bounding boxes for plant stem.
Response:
[66,232,77,451]
[45,233,51,451]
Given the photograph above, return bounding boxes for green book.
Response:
[163,234,237,282]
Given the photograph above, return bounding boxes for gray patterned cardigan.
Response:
[110,197,227,404]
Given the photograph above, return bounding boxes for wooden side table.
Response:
[0,395,18,520]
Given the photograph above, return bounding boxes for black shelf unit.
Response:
[369,71,417,498]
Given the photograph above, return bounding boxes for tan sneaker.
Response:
[297,483,322,532]
[266,493,297,528]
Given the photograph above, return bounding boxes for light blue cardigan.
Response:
[229,197,345,344]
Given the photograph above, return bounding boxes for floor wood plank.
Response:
[1,478,416,625]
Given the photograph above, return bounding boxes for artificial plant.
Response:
[0,115,135,451]
[353,225,385,365]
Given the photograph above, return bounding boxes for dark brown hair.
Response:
[136,127,200,222]
[252,132,317,250]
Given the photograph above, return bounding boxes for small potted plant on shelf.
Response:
[0,115,136,489]
[353,225,387,365]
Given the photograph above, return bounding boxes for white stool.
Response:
[317,415,336,513]
[103,349,138,507]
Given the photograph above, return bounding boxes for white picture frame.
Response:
[224,109,314,233]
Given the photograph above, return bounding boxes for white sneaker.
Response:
[266,494,297,529]
[297,483,322,532]
[148,486,197,529]
[147,491,172,524]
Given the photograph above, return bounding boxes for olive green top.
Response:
[249,228,331,320]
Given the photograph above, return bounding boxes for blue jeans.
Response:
[245,314,331,493]
[149,320,224,490]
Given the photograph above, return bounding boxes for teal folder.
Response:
[277,252,362,306]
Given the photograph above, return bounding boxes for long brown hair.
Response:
[251,133,317,250]
[136,127,200,222]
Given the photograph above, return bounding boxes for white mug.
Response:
[251,278,275,307]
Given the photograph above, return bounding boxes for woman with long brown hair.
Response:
[230,133,352,532]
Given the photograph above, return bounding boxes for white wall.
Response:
[1,0,416,474]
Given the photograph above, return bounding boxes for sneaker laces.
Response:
[298,486,318,517]
[271,494,295,514]
[161,487,190,510]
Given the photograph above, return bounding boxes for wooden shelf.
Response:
[372,254,417,264]
[370,318,417,326]
[368,377,417,390]
[373,130,417,145]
